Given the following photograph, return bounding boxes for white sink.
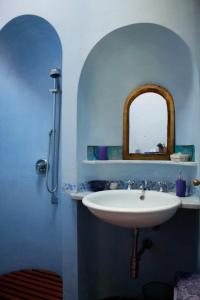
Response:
[82,190,181,228]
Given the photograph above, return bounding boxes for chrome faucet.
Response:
[140,180,148,190]
[158,181,163,192]
[127,180,132,190]
[127,180,134,190]
[158,181,168,192]
[139,180,148,200]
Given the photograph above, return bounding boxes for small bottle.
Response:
[176,171,186,197]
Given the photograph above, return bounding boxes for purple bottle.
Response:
[176,171,186,197]
[98,146,107,160]
[94,146,107,160]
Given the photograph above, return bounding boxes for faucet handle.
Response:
[142,179,148,190]
[139,180,148,190]
[158,181,168,192]
[158,181,163,192]
[126,180,134,190]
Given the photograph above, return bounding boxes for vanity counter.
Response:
[180,195,200,209]
[69,191,200,209]
[70,191,91,200]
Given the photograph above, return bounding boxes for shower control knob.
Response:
[35,159,48,174]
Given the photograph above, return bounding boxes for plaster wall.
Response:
[77,23,199,185]
[0,1,200,299]
[76,23,199,299]
[0,15,62,275]
[0,0,199,185]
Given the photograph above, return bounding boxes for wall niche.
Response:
[77,22,199,183]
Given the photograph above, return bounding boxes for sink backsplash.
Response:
[63,180,183,193]
[62,180,198,196]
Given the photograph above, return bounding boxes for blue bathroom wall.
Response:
[0,2,200,300]
[62,193,79,300]
[0,15,62,275]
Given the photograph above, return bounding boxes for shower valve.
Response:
[35,159,48,174]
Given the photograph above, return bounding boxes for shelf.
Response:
[82,160,199,166]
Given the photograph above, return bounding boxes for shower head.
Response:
[50,68,61,78]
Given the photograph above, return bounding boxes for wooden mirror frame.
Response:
[123,84,175,160]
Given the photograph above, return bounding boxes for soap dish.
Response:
[170,153,190,162]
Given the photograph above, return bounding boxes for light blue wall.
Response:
[77,23,199,299]
[78,23,199,183]
[62,194,79,300]
[0,15,62,275]
[0,2,200,300]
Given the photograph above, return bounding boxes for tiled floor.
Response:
[0,269,63,299]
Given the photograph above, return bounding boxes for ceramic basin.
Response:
[82,190,181,228]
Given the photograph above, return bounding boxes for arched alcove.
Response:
[77,23,199,183]
[0,15,62,274]
[77,23,200,300]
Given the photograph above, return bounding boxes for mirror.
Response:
[123,84,175,160]
[129,92,168,153]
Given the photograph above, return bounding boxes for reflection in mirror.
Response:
[123,84,175,160]
[129,92,167,154]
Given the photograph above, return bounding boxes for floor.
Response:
[102,298,141,300]
[0,269,63,299]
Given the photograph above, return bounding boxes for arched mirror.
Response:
[123,84,175,160]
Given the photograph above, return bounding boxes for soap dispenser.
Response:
[176,171,186,197]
